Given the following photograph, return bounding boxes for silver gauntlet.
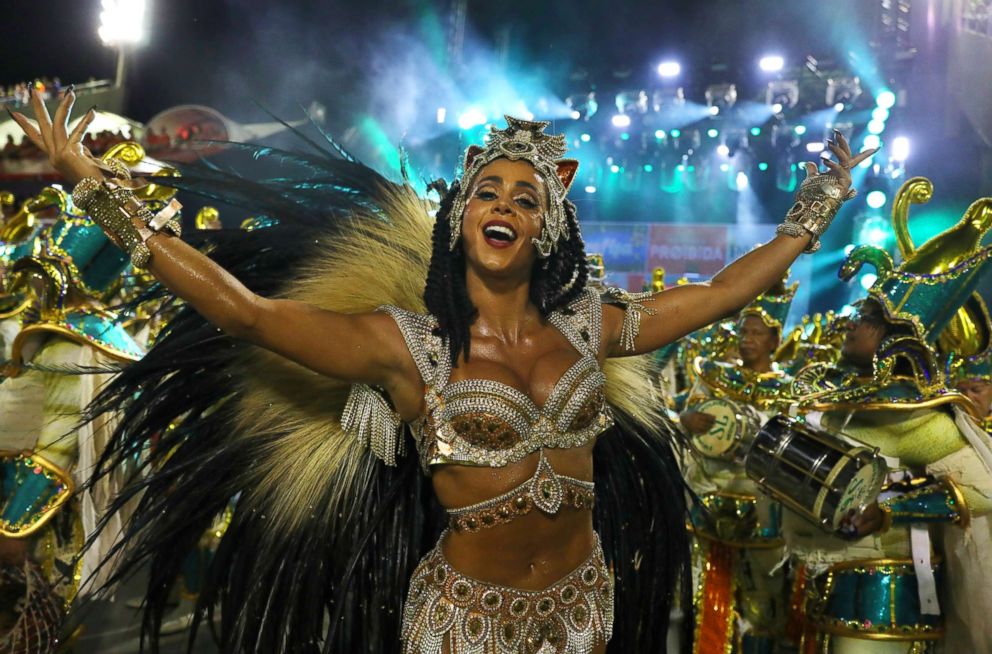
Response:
[776,173,857,253]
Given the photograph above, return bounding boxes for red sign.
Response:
[647,224,729,276]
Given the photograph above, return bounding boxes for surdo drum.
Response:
[742,415,887,533]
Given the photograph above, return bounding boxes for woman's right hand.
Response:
[7,87,104,185]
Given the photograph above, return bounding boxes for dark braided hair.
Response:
[424,175,589,367]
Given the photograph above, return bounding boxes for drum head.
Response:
[691,399,743,458]
[829,457,887,529]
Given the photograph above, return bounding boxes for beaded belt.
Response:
[448,450,595,533]
[401,533,613,654]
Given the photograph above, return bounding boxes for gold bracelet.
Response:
[71,177,152,268]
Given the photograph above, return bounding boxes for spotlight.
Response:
[611,114,631,128]
[707,128,720,138]
[765,80,800,110]
[708,106,720,116]
[794,125,807,136]
[643,164,654,172]
[676,164,686,172]
[570,110,581,120]
[758,162,770,171]
[806,142,826,153]
[844,244,856,255]
[620,133,630,141]
[736,172,750,190]
[860,273,878,290]
[863,134,881,150]
[610,164,621,174]
[892,136,910,162]
[825,76,862,108]
[833,102,846,112]
[759,55,785,72]
[457,107,487,130]
[866,190,888,209]
[750,127,762,137]
[867,120,885,135]
[771,103,784,115]
[669,129,682,138]
[719,163,731,172]
[876,89,897,109]
[652,87,686,111]
[436,107,447,124]
[705,84,738,111]
[871,107,890,122]
[657,61,681,78]
[580,133,592,142]
[717,144,730,157]
[99,0,148,46]
[654,129,666,139]
[585,185,597,194]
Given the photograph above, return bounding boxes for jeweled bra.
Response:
[346,289,613,528]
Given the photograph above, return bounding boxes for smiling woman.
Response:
[8,86,873,653]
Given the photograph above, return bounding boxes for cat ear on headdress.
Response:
[463,146,485,175]
[556,159,579,192]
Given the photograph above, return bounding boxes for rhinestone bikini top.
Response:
[383,289,614,470]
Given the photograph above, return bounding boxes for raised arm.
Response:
[8,88,414,396]
[602,132,876,358]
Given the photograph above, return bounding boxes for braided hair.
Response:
[424,175,589,367]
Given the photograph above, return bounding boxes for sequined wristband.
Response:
[777,173,856,253]
[71,177,153,268]
[878,478,970,532]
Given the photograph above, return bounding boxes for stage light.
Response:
[750,127,762,137]
[758,162,770,171]
[766,80,800,110]
[860,215,891,245]
[458,107,487,130]
[654,129,665,139]
[826,76,862,108]
[585,185,597,194]
[720,163,731,172]
[844,244,856,255]
[620,133,630,141]
[794,125,807,136]
[736,172,749,190]
[707,128,719,138]
[611,114,631,128]
[709,106,720,116]
[876,89,897,109]
[570,110,581,119]
[676,164,686,172]
[871,107,890,122]
[806,142,826,153]
[580,133,591,143]
[759,55,785,72]
[867,120,885,135]
[717,144,730,157]
[866,190,887,209]
[834,102,846,112]
[657,61,681,78]
[705,84,738,110]
[863,134,881,150]
[860,273,878,290]
[892,136,910,162]
[99,0,148,46]
[670,129,682,138]
[610,164,621,174]
[643,164,654,172]
[436,107,447,124]
[771,103,784,115]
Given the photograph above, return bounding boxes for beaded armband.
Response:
[71,177,153,268]
[878,477,970,532]
[602,287,657,352]
[341,383,405,466]
[776,173,857,253]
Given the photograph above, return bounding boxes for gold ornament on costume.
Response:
[195,206,222,230]
[891,177,992,358]
[650,267,666,293]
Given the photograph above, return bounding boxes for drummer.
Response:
[950,353,992,432]
[788,219,992,654]
[677,276,798,653]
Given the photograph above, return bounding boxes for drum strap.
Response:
[911,525,941,616]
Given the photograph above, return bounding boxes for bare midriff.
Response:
[431,442,597,590]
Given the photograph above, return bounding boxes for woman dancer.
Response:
[9,89,873,653]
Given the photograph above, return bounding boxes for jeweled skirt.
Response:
[401,533,614,654]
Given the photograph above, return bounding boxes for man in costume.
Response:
[950,354,992,431]
[678,277,797,653]
[8,86,873,653]
[783,178,992,654]
[0,184,144,652]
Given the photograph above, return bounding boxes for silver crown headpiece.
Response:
[448,116,577,258]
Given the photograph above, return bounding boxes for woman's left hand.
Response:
[802,129,878,192]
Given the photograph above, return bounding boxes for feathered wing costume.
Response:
[84,130,692,653]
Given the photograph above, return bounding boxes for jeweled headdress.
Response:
[741,275,798,333]
[449,116,579,258]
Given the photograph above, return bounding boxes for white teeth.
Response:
[484,225,517,240]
